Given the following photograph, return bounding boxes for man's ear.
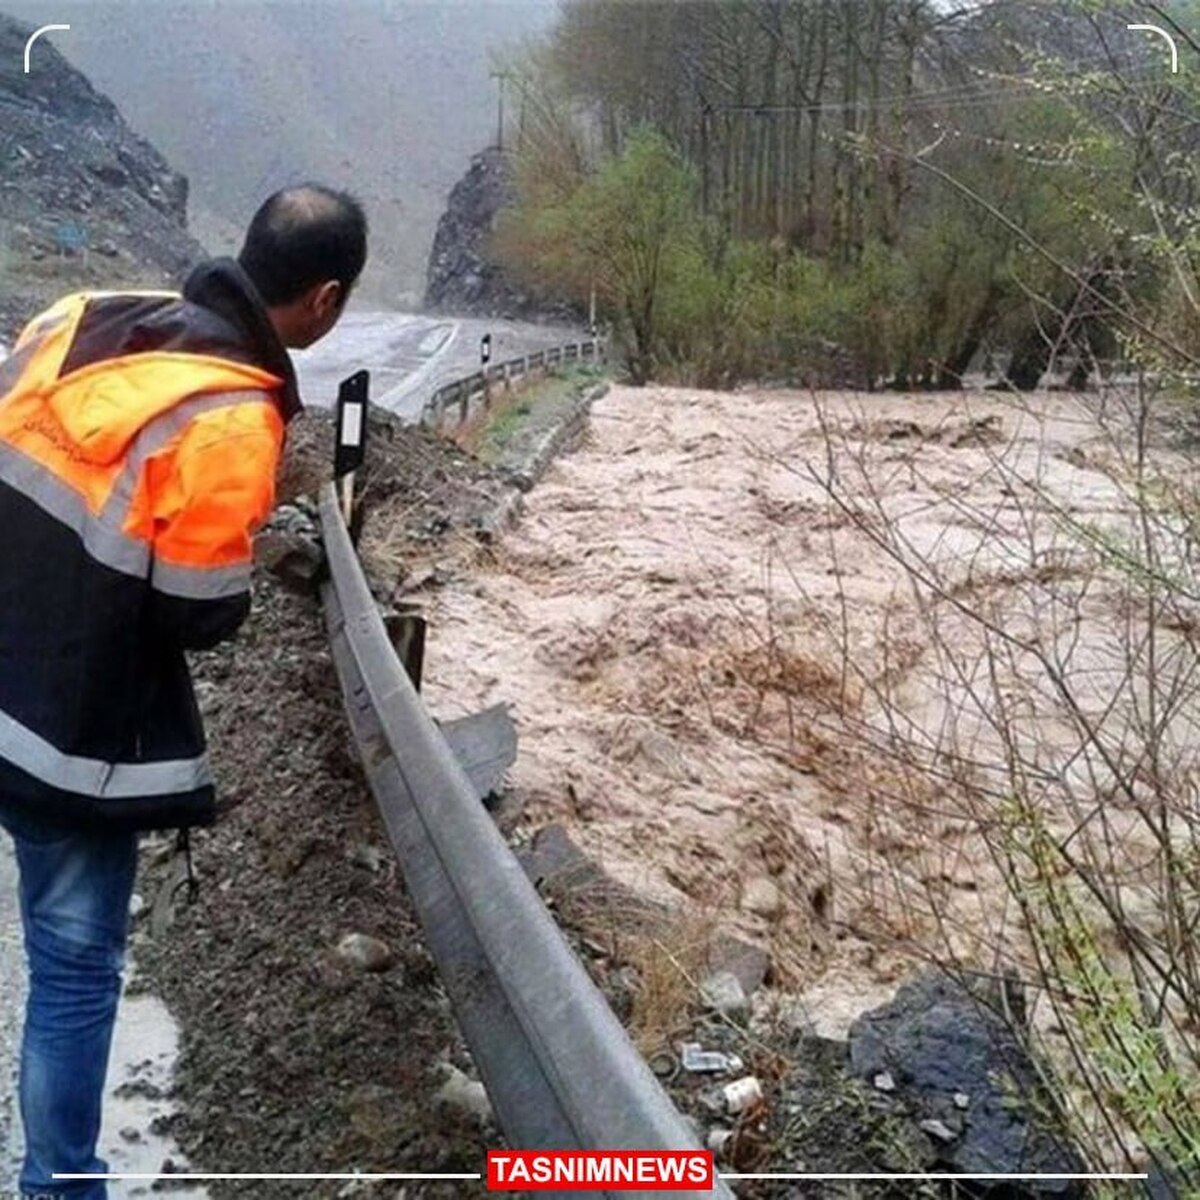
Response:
[311,279,343,317]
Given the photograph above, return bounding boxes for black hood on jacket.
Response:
[182,257,302,421]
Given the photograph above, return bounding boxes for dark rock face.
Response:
[849,971,1085,1194]
[0,13,205,339]
[423,146,580,324]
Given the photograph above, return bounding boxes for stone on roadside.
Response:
[741,876,783,919]
[435,1063,493,1123]
[700,970,748,1019]
[920,1118,959,1144]
[706,933,770,997]
[346,843,387,873]
[254,529,325,592]
[336,933,394,973]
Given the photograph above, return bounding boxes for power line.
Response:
[707,59,1171,122]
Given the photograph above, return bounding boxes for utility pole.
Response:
[489,69,514,151]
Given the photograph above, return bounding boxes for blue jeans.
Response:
[0,801,138,1200]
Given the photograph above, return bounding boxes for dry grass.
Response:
[447,381,522,455]
[621,914,724,1052]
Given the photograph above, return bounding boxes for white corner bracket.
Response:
[1127,23,1179,74]
[24,24,71,74]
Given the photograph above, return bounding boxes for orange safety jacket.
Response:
[0,258,301,831]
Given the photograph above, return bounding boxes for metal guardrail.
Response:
[318,484,730,1199]
[421,337,606,431]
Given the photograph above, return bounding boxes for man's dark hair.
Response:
[238,184,368,306]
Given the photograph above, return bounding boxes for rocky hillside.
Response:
[0,13,204,340]
[424,146,579,324]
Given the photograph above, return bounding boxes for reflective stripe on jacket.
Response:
[0,264,292,831]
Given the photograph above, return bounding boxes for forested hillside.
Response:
[492,1,1200,390]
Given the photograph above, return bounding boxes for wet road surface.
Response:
[292,309,584,420]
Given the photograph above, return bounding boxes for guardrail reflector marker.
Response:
[334,369,370,529]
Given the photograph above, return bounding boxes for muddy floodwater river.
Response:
[419,383,1187,1027]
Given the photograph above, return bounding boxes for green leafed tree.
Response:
[496,0,1200,392]
[499,126,697,384]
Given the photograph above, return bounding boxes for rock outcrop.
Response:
[0,14,206,339]
[423,146,579,324]
[848,971,1085,1193]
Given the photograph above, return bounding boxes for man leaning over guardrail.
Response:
[0,183,368,1200]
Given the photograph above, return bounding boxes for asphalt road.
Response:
[292,310,585,421]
